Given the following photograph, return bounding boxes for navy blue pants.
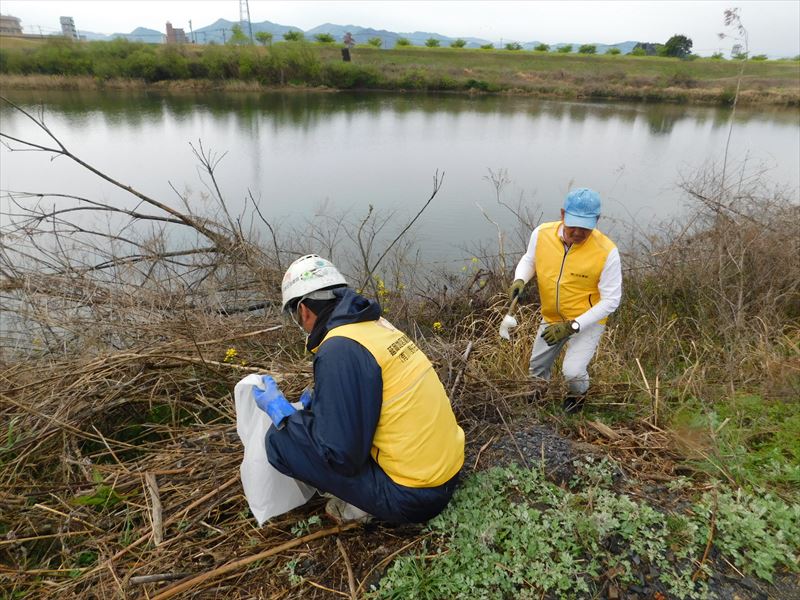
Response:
[266,427,459,523]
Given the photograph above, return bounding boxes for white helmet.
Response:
[280,254,347,313]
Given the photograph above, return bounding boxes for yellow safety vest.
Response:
[534,221,616,324]
[319,318,464,488]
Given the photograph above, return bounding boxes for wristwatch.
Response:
[570,320,580,334]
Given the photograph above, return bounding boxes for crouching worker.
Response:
[256,255,464,524]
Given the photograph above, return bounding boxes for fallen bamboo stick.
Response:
[144,473,163,546]
[336,537,357,600]
[130,572,190,585]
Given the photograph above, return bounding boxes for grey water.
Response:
[1,90,798,264]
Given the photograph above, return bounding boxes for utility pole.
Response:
[239,0,254,42]
[222,28,227,43]
[189,19,194,44]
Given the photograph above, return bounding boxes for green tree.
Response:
[710,51,724,59]
[750,54,768,61]
[283,30,304,42]
[557,44,572,53]
[607,47,621,55]
[255,31,273,46]
[425,38,440,47]
[505,42,522,51]
[578,44,596,54]
[314,33,335,44]
[480,43,494,50]
[228,23,251,45]
[367,37,382,48]
[631,47,646,56]
[450,38,467,48]
[534,43,550,52]
[664,34,693,58]
[395,37,411,47]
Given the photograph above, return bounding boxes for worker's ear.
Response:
[297,302,316,330]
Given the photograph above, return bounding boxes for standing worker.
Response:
[342,31,355,61]
[256,255,464,523]
[509,188,622,413]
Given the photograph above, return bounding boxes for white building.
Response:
[0,14,23,35]
[60,16,78,40]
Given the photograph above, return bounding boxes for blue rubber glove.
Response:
[253,375,296,428]
[299,387,313,410]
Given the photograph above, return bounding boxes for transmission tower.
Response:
[239,0,254,41]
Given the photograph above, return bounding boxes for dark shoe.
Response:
[562,394,586,414]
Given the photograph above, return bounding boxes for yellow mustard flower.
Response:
[433,321,443,332]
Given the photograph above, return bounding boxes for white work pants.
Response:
[528,321,605,395]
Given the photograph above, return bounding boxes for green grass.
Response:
[370,462,800,599]
[0,36,48,50]
[318,45,800,83]
[671,393,800,500]
[1,38,797,104]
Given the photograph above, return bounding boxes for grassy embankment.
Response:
[1,36,799,104]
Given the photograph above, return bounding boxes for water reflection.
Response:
[645,106,682,135]
[5,89,797,130]
[1,90,797,260]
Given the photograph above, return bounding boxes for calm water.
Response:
[1,91,798,262]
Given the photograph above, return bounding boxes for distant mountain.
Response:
[112,27,163,43]
[305,23,356,38]
[302,25,494,48]
[78,30,113,42]
[76,18,641,54]
[193,18,298,44]
[76,27,163,43]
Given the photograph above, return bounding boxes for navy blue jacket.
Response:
[266,287,460,522]
[275,288,383,476]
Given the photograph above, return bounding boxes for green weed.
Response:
[290,515,321,537]
[373,461,799,599]
[671,393,800,499]
[696,489,800,581]
[71,469,126,509]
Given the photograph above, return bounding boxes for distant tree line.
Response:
[217,26,769,61]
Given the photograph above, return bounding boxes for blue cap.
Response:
[563,188,601,229]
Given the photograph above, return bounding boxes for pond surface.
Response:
[1,90,798,262]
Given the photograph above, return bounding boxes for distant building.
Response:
[60,16,78,40]
[165,21,188,44]
[0,14,23,35]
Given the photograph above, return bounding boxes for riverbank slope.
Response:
[1,38,799,105]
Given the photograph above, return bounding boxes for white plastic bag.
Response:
[234,374,315,525]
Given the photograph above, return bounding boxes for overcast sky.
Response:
[4,1,799,57]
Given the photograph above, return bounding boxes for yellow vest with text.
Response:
[319,318,465,488]
[535,221,616,324]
